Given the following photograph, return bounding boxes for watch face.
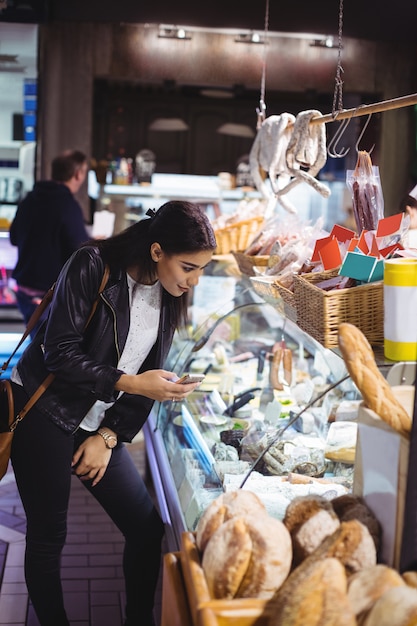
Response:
[107,437,117,449]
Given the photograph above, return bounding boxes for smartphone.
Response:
[177,374,206,384]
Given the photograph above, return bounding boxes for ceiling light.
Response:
[216,123,255,138]
[158,26,191,40]
[310,36,340,49]
[234,32,266,44]
[148,118,189,131]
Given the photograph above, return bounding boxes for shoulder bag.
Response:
[0,264,110,481]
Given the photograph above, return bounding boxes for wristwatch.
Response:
[97,428,118,449]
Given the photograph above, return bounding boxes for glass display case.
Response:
[144,281,363,551]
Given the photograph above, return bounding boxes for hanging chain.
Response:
[331,0,344,118]
[256,0,270,129]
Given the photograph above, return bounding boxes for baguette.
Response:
[337,323,411,436]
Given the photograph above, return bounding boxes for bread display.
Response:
[337,322,411,436]
[283,494,340,567]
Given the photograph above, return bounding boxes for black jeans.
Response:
[10,382,164,626]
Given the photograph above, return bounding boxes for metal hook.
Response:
[327,117,351,158]
[355,113,375,154]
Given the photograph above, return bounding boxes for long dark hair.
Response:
[93,200,217,327]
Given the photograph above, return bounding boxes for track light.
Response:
[158,26,191,40]
[310,36,340,49]
[234,32,266,44]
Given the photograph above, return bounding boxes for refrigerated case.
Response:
[143,280,362,551]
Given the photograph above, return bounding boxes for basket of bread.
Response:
[167,482,417,626]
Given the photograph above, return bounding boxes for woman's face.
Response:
[151,244,213,297]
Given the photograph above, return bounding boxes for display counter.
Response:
[144,279,377,552]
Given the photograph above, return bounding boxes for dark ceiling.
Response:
[1,0,417,44]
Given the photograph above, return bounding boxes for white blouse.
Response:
[79,273,162,431]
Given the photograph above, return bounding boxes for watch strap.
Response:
[97,428,117,448]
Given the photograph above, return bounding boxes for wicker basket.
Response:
[180,532,272,626]
[273,282,297,323]
[293,271,384,348]
[249,277,285,314]
[214,216,264,255]
[232,252,269,276]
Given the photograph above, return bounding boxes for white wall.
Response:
[0,23,38,146]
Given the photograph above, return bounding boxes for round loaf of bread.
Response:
[362,585,417,626]
[347,564,405,619]
[201,517,253,599]
[201,513,292,599]
[283,495,340,567]
[331,494,381,551]
[195,490,267,553]
[403,570,417,589]
[309,519,376,575]
[269,557,356,626]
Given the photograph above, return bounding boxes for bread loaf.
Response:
[195,490,267,553]
[362,585,417,626]
[283,495,340,567]
[268,557,356,626]
[403,570,417,589]
[202,517,252,599]
[201,513,292,600]
[331,494,381,551]
[338,323,411,436]
[307,519,376,575]
[347,564,405,621]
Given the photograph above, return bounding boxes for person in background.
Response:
[398,184,417,248]
[10,200,217,626]
[9,149,90,333]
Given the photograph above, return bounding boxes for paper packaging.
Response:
[353,385,414,568]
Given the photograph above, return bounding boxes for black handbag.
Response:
[0,265,110,481]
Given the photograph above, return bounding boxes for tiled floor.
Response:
[0,433,164,626]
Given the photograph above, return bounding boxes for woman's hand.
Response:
[72,435,112,486]
[115,369,202,402]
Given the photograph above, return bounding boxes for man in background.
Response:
[10,149,90,331]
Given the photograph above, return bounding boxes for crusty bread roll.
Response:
[195,490,267,553]
[283,495,340,567]
[268,557,356,626]
[331,494,381,551]
[347,564,405,622]
[403,570,417,589]
[362,585,417,626]
[308,519,376,575]
[338,322,411,436]
[202,513,292,600]
[201,517,252,599]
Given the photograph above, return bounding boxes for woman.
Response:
[10,200,217,626]
[399,192,417,248]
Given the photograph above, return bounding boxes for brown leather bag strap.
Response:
[1,286,55,374]
[8,264,110,430]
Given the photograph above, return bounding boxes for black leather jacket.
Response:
[15,246,176,441]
